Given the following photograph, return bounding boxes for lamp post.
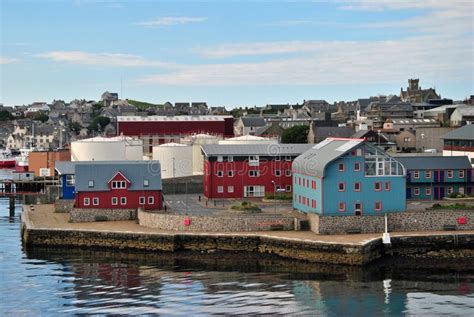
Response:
[271,180,276,214]
[420,133,425,152]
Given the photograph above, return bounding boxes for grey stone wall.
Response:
[310,210,474,235]
[70,208,137,223]
[138,210,295,232]
[54,199,75,213]
[162,175,203,194]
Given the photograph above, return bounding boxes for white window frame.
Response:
[414,187,420,195]
[148,196,154,204]
[285,170,291,177]
[286,185,292,192]
[425,187,432,195]
[139,196,145,205]
[216,170,224,177]
[226,156,234,162]
[112,181,127,189]
[217,186,224,193]
[112,197,118,205]
[143,179,149,187]
[120,197,127,205]
[84,197,90,206]
[228,186,234,193]
[249,170,260,177]
[413,170,420,179]
[275,170,281,177]
[249,155,259,166]
[275,156,281,161]
[66,175,75,186]
[447,186,454,194]
[459,170,465,178]
[88,180,94,188]
[425,171,432,178]
[93,197,99,206]
[227,170,234,177]
[285,156,291,161]
[217,155,223,162]
[447,170,454,178]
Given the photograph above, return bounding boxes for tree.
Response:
[281,125,309,144]
[88,116,110,132]
[68,120,82,134]
[0,110,14,121]
[33,111,49,123]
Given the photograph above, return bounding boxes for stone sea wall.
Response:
[54,199,75,213]
[138,210,295,232]
[70,208,137,222]
[311,210,474,235]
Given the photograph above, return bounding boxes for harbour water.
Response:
[1,197,474,316]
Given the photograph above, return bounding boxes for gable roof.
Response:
[55,161,75,175]
[293,138,365,178]
[201,143,313,157]
[396,156,471,170]
[314,126,354,139]
[75,161,162,192]
[441,124,474,140]
[240,117,266,127]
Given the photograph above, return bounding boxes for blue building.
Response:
[55,161,76,199]
[292,138,406,216]
[396,156,473,200]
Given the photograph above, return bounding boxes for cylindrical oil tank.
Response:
[188,134,221,174]
[71,137,126,161]
[152,143,193,179]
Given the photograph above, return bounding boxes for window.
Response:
[414,187,420,195]
[84,197,90,206]
[226,156,234,162]
[285,156,291,161]
[249,155,259,166]
[375,201,382,211]
[425,187,432,195]
[143,179,149,187]
[447,170,454,178]
[275,156,281,161]
[88,180,94,188]
[354,182,361,192]
[312,180,316,190]
[139,197,145,205]
[447,186,454,194]
[285,170,291,177]
[338,202,346,212]
[413,170,420,179]
[275,170,281,177]
[148,196,154,204]
[217,170,224,177]
[93,197,99,206]
[217,155,223,162]
[112,197,118,205]
[249,170,260,177]
[275,185,282,191]
[228,186,234,193]
[385,182,391,191]
[458,170,465,178]
[374,182,382,191]
[120,197,127,205]
[227,170,234,177]
[338,182,345,192]
[425,171,432,179]
[217,186,224,193]
[312,200,316,209]
[112,181,127,189]
[338,163,345,172]
[354,162,361,171]
[66,175,75,186]
[243,185,265,197]
[404,137,411,142]
[286,185,292,192]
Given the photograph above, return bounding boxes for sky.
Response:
[1,0,473,107]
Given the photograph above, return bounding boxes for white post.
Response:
[383,213,391,244]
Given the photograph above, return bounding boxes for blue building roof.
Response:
[55,161,75,175]
[75,161,162,192]
[396,156,471,170]
[292,138,365,178]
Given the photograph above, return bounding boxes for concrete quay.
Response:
[21,204,474,266]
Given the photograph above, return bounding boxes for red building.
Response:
[201,144,313,199]
[74,161,163,210]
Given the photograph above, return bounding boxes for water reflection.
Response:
[1,197,473,316]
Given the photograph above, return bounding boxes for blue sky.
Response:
[1,0,473,107]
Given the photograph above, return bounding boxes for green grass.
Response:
[127,99,164,111]
[265,192,293,200]
[431,203,474,210]
[230,201,262,213]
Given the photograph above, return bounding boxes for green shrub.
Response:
[230,201,262,213]
[265,192,293,200]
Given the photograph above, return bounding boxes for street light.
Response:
[271,180,276,214]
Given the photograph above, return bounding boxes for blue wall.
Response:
[293,173,322,213]
[60,174,75,199]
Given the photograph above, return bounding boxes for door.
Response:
[434,171,439,182]
[354,202,363,216]
[439,171,445,182]
[406,187,411,199]
[439,187,445,199]
[434,187,439,200]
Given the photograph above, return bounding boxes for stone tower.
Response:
[408,78,419,91]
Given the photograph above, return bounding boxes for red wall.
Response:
[76,189,162,210]
[118,119,234,137]
[204,159,293,199]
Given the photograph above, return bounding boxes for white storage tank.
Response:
[219,135,278,145]
[152,143,193,179]
[183,133,221,175]
[71,136,143,161]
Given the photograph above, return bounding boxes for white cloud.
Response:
[136,16,207,27]
[36,51,173,68]
[338,0,472,12]
[138,35,473,86]
[0,57,19,65]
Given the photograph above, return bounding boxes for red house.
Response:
[201,144,313,199]
[74,161,163,210]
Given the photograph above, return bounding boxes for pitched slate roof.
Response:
[55,161,75,175]
[201,144,313,157]
[75,161,162,192]
[396,156,471,170]
[441,124,474,140]
[314,126,354,139]
[292,138,365,178]
[240,117,266,127]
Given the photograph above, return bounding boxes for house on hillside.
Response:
[101,91,119,107]
[441,124,474,165]
[292,138,406,216]
[307,125,354,144]
[400,79,439,103]
[74,161,163,210]
[234,117,267,136]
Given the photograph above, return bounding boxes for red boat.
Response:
[0,150,17,168]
